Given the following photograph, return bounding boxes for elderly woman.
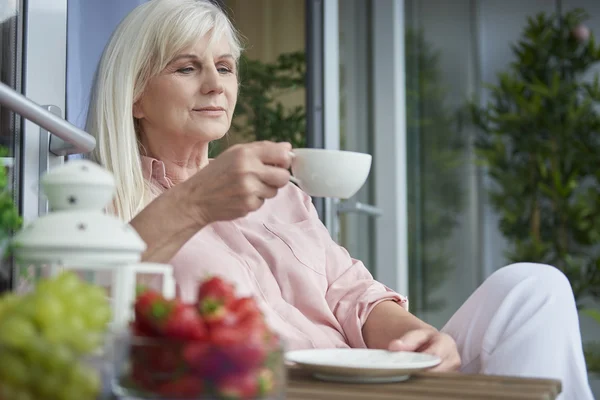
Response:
[86,0,592,398]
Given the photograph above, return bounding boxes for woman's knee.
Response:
[489,262,574,300]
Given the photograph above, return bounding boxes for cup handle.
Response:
[289,175,301,186]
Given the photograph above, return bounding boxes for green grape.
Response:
[67,290,88,314]
[82,304,112,331]
[36,372,64,399]
[69,363,101,397]
[67,328,102,354]
[64,314,86,332]
[54,271,82,296]
[0,293,22,321]
[0,315,37,350]
[86,284,109,304]
[42,322,71,347]
[22,336,49,365]
[13,295,37,321]
[39,343,74,373]
[12,387,34,400]
[0,383,17,400]
[30,292,65,331]
[56,384,90,400]
[0,350,28,387]
[35,278,58,295]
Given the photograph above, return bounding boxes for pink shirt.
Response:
[142,156,408,350]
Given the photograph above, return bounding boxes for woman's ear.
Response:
[132,100,144,119]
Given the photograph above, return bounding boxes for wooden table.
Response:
[286,368,562,400]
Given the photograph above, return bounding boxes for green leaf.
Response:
[581,309,600,325]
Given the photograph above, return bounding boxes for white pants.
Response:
[441,263,594,400]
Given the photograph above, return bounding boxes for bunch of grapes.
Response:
[0,271,112,400]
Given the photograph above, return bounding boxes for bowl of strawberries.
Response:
[111,276,285,399]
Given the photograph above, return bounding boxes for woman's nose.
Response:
[200,67,224,94]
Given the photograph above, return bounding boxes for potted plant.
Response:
[582,308,600,393]
[470,8,600,385]
[0,145,22,291]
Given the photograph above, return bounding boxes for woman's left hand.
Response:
[388,328,461,372]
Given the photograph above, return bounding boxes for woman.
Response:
[86,0,593,398]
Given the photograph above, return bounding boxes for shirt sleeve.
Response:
[298,188,409,348]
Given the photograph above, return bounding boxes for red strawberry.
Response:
[210,323,247,346]
[133,289,163,331]
[135,294,208,341]
[217,368,275,400]
[130,320,156,337]
[197,276,236,323]
[230,297,262,319]
[156,374,204,398]
[162,302,208,341]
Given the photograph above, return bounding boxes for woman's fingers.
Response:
[388,329,436,352]
[388,329,461,373]
[253,141,293,169]
[259,165,291,188]
[421,337,461,372]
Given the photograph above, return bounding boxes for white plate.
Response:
[286,348,441,384]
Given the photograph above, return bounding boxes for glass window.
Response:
[404,0,481,327]
[0,0,21,293]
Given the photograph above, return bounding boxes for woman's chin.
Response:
[191,126,229,142]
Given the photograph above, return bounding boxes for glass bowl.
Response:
[110,331,287,400]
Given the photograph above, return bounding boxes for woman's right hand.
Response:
[180,141,293,226]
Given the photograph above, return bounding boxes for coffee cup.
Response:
[289,148,372,199]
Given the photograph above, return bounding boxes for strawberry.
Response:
[133,289,163,332]
[162,302,209,341]
[135,293,208,341]
[156,374,204,398]
[184,342,239,380]
[197,276,236,323]
[130,320,156,337]
[217,368,275,400]
[230,297,262,319]
[209,309,270,373]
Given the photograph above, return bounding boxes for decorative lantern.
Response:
[11,160,176,327]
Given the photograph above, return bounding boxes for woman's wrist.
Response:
[171,179,209,230]
[130,184,208,263]
[362,300,437,349]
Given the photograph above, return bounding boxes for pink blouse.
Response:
[142,156,408,350]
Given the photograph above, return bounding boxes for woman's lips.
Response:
[193,107,226,116]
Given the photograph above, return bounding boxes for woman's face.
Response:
[133,34,238,146]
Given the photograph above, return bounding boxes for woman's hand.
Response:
[388,328,461,372]
[182,141,293,226]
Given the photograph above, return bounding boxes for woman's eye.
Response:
[217,65,233,74]
[177,67,194,74]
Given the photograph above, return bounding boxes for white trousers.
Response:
[441,263,594,400]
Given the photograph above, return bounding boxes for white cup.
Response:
[289,148,372,199]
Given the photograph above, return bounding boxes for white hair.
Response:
[86,0,242,221]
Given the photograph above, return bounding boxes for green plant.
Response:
[471,9,600,306]
[582,309,600,373]
[0,147,21,243]
[405,28,465,312]
[209,52,306,157]
[0,146,22,287]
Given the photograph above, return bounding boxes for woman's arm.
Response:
[130,184,205,263]
[129,141,293,263]
[362,300,436,349]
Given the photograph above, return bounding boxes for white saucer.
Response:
[286,348,441,384]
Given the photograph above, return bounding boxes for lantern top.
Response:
[12,160,146,265]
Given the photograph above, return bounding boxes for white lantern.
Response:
[11,160,176,327]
